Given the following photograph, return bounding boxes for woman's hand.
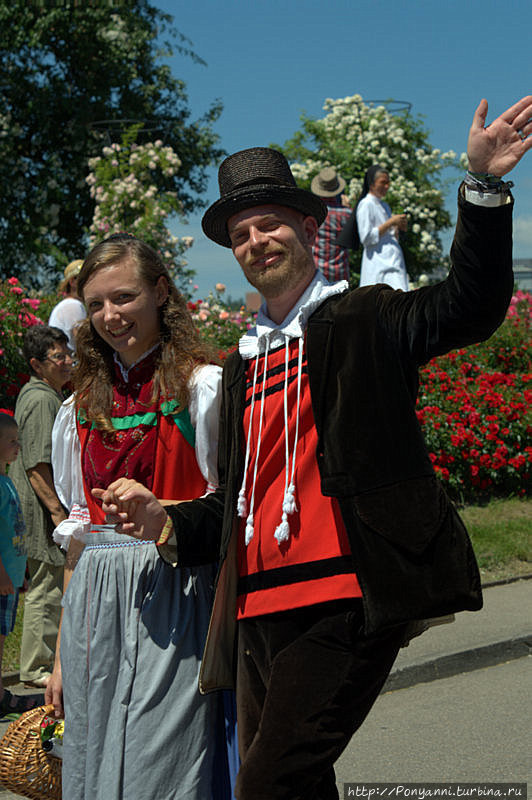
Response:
[391,213,408,232]
[379,214,407,238]
[45,664,64,718]
[92,479,167,541]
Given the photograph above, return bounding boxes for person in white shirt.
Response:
[48,259,87,353]
[356,165,409,290]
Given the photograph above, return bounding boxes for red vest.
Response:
[76,353,206,523]
[237,339,362,619]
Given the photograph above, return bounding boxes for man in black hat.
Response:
[96,96,532,800]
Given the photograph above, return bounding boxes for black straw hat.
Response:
[201,147,327,247]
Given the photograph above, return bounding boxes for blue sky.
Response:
[157,0,532,301]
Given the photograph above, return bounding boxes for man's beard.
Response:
[242,245,312,299]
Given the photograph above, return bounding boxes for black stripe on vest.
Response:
[245,359,309,408]
[237,555,355,596]
[245,368,310,408]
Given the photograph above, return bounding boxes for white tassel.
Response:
[282,483,297,515]
[245,514,255,546]
[274,515,290,544]
[237,489,248,518]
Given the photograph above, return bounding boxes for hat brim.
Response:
[201,184,327,247]
[59,276,79,293]
[310,175,346,197]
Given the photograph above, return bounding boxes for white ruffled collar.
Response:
[239,271,348,359]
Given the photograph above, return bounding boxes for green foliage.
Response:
[274,95,463,281]
[0,3,223,286]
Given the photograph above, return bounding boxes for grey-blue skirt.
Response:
[61,529,220,800]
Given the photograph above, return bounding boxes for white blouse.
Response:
[356,193,409,291]
[51,363,222,549]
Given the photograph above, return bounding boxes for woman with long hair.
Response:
[45,234,232,800]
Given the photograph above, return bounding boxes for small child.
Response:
[0,412,36,716]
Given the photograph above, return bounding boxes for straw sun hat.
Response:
[58,259,84,293]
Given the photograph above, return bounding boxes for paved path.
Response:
[335,657,531,789]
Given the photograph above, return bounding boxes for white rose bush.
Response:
[86,126,195,292]
[276,94,464,280]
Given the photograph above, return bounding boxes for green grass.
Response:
[461,497,532,579]
[3,594,24,674]
[3,500,530,673]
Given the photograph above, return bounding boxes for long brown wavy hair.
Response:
[74,235,214,434]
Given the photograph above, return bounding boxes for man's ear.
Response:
[302,215,319,244]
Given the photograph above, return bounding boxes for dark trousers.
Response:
[235,599,406,800]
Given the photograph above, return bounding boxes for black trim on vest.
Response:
[237,555,355,596]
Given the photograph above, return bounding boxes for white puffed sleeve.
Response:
[188,364,222,494]
[51,396,90,550]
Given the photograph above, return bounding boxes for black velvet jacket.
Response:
[166,189,514,692]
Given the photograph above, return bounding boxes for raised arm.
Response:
[467,95,532,175]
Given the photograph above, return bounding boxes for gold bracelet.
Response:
[156,515,174,546]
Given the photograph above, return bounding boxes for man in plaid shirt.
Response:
[311,167,352,283]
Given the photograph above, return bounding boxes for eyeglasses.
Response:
[44,353,73,365]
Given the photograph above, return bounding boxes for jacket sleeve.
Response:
[377,186,514,365]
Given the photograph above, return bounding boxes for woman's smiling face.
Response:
[83,258,168,367]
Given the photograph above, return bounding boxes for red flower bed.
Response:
[417,291,531,501]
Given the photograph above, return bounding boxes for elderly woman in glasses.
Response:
[45,236,234,800]
[9,326,73,688]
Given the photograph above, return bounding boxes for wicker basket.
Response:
[0,704,62,800]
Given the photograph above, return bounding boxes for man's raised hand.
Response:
[467,96,532,176]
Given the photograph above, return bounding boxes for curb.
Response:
[482,572,532,588]
[385,634,532,692]
[2,672,21,688]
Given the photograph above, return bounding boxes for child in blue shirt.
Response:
[0,412,37,715]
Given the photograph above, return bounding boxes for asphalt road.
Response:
[335,657,531,791]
